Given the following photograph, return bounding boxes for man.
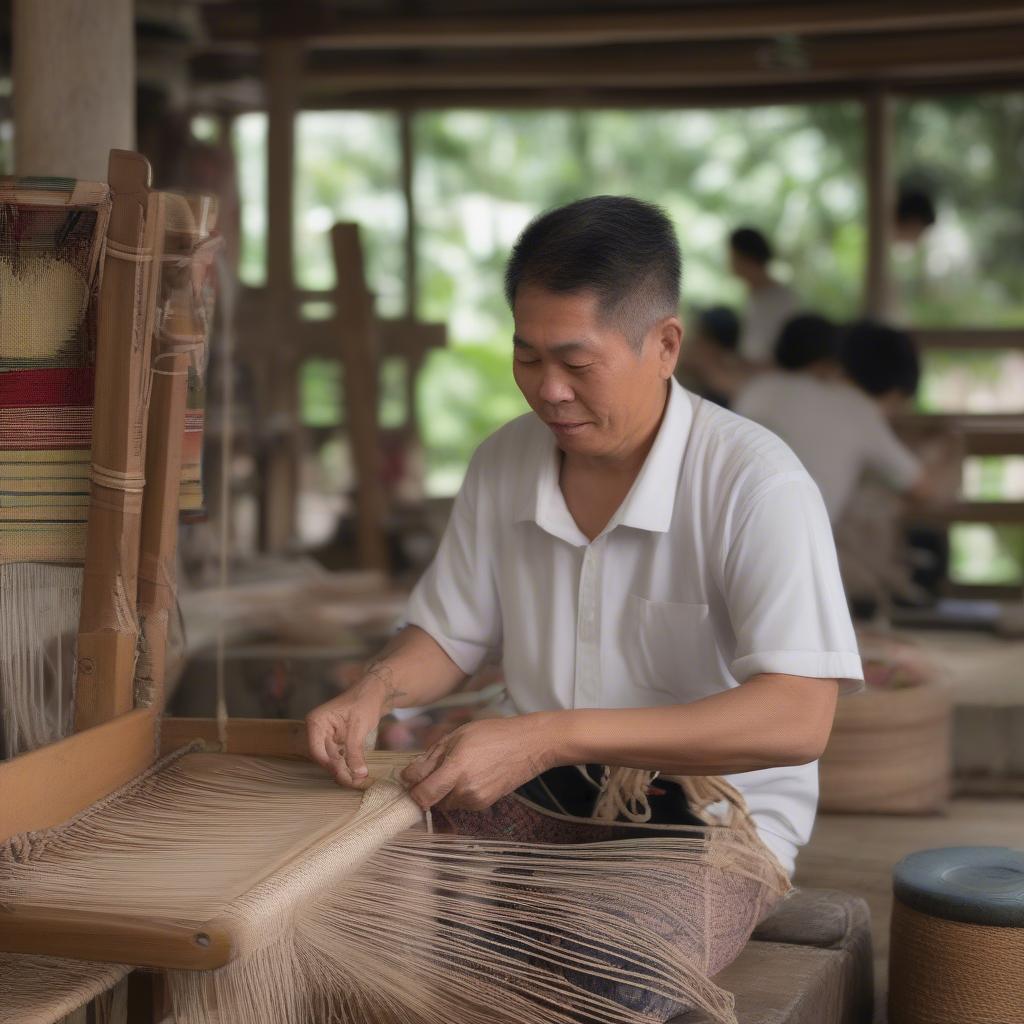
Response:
[728,226,799,365]
[734,314,929,523]
[306,196,862,1014]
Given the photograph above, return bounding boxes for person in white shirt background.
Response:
[305,196,862,1016]
[733,315,931,523]
[728,226,799,366]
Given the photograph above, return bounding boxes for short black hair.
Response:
[840,320,920,397]
[696,305,740,352]
[774,313,837,370]
[504,196,681,348]
[729,227,773,265]
[896,187,937,229]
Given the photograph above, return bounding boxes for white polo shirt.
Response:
[406,379,863,875]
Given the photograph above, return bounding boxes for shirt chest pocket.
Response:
[624,595,715,698]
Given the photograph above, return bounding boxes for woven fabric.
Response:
[0,179,109,566]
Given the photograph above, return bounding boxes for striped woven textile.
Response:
[0,179,110,565]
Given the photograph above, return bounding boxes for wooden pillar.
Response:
[399,108,423,442]
[332,223,390,573]
[260,42,301,553]
[13,0,135,180]
[865,88,894,319]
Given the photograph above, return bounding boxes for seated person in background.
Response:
[674,304,741,406]
[894,185,937,246]
[728,226,799,367]
[734,316,928,524]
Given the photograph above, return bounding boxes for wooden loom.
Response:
[0,149,375,1010]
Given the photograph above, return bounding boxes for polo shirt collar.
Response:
[515,379,694,545]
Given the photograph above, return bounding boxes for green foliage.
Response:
[233,94,1023,495]
[950,524,1024,585]
[294,112,406,316]
[893,93,1024,327]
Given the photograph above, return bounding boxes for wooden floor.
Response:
[793,797,1024,1022]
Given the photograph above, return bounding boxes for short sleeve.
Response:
[404,452,502,675]
[861,407,922,493]
[722,473,864,693]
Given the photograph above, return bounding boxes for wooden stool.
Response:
[888,846,1024,1023]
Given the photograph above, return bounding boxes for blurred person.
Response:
[894,185,937,246]
[736,316,929,524]
[675,304,742,406]
[728,227,799,366]
[837,322,960,612]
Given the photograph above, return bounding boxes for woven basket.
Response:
[819,638,952,814]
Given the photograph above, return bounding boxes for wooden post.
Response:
[399,108,424,443]
[12,0,135,181]
[75,152,165,732]
[261,41,301,553]
[136,194,218,713]
[331,223,390,572]
[865,88,894,319]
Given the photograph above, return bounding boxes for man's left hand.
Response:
[400,713,560,811]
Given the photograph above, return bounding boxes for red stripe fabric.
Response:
[0,368,95,409]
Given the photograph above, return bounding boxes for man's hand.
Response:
[400,714,561,811]
[306,670,402,788]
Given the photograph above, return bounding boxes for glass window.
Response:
[893,92,1024,328]
[294,111,405,316]
[231,112,267,288]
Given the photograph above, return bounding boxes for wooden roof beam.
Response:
[202,1,1024,51]
[299,28,1024,96]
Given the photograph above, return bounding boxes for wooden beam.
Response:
[0,905,233,971]
[911,329,1024,351]
[913,502,1024,524]
[160,716,311,758]
[0,708,158,839]
[260,41,302,554]
[331,222,391,573]
[281,316,445,361]
[300,28,1024,95]
[202,1,1024,51]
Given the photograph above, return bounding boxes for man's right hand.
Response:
[305,673,395,788]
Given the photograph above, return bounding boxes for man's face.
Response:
[511,284,680,460]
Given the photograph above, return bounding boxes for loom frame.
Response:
[0,151,371,981]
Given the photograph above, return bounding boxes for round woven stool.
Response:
[888,846,1024,1023]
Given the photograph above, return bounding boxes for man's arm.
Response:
[306,625,466,787]
[553,673,838,775]
[401,673,838,810]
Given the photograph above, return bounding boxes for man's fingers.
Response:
[409,762,459,810]
[401,743,446,787]
[307,717,340,774]
[341,716,373,788]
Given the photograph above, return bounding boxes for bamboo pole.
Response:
[75,151,165,732]
[136,194,219,715]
